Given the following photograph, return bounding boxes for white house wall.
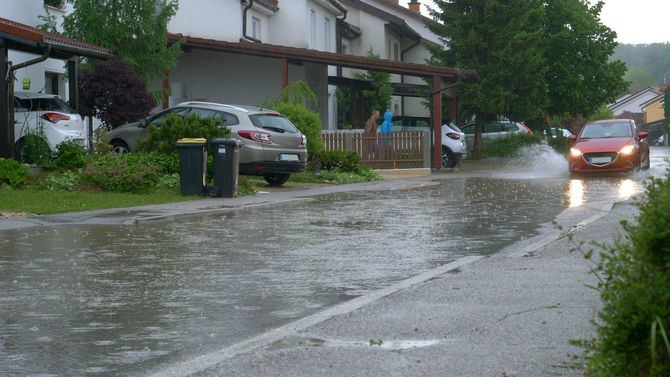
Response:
[5,0,73,99]
[168,0,244,41]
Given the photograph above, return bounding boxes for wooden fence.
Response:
[321,130,431,169]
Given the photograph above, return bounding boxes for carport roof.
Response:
[169,34,479,83]
[0,17,112,59]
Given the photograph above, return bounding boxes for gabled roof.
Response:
[339,0,421,40]
[0,17,112,59]
[608,86,663,111]
[169,33,479,82]
[640,93,664,110]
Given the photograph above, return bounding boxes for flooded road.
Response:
[1,147,668,376]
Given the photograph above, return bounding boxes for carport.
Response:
[168,34,479,169]
[0,17,112,158]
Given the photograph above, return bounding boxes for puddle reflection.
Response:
[618,179,638,200]
[568,179,585,208]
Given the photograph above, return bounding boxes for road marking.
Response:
[147,255,483,377]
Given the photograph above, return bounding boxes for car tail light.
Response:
[41,112,70,123]
[237,130,272,144]
[446,132,460,140]
[522,123,532,133]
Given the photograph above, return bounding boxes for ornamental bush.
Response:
[271,101,323,158]
[479,132,542,158]
[318,150,359,172]
[582,169,670,376]
[54,141,87,170]
[83,154,160,193]
[0,158,29,187]
[137,113,230,154]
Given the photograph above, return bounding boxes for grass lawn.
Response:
[0,188,201,215]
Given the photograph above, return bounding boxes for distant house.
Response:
[608,86,665,118]
[641,93,665,124]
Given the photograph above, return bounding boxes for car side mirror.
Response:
[639,131,649,139]
[568,135,577,142]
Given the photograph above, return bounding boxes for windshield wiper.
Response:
[262,126,286,133]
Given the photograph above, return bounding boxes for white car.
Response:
[460,120,532,147]
[14,92,86,159]
[388,116,466,168]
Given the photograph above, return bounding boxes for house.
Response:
[4,0,75,99]
[641,93,665,124]
[608,86,665,118]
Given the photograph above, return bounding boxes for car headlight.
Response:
[570,147,582,157]
[619,145,635,155]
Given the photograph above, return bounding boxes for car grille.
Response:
[584,152,617,165]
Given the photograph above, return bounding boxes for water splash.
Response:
[499,144,569,179]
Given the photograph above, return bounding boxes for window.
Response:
[45,72,59,95]
[251,16,261,40]
[217,112,240,126]
[147,107,189,127]
[310,10,316,49]
[324,17,331,51]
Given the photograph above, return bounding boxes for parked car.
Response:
[107,102,307,186]
[460,120,532,146]
[13,92,86,160]
[544,128,573,138]
[568,119,650,173]
[387,115,466,168]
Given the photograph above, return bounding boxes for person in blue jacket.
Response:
[379,111,393,157]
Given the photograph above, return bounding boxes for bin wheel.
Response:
[263,173,290,186]
[205,185,220,197]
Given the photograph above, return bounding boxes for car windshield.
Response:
[16,97,75,114]
[580,122,631,139]
[249,114,299,133]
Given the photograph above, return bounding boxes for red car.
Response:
[568,119,650,173]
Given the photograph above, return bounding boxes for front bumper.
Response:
[569,152,637,173]
[240,161,307,175]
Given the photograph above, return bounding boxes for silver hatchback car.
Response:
[107,102,307,185]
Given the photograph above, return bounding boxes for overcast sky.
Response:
[398,0,669,44]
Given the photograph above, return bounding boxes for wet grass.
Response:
[0,187,200,215]
[290,168,382,184]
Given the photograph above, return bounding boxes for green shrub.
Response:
[143,151,180,175]
[54,141,86,169]
[156,173,180,192]
[39,170,83,191]
[548,133,571,155]
[0,158,29,187]
[271,102,323,158]
[580,170,670,376]
[83,154,161,193]
[290,167,381,184]
[137,114,230,154]
[20,134,52,165]
[318,150,360,172]
[238,176,257,196]
[480,132,542,158]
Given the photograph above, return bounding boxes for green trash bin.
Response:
[208,138,242,198]
[176,138,207,196]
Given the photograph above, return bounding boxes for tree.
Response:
[79,59,155,128]
[625,67,656,92]
[63,0,182,84]
[541,0,627,124]
[427,0,548,158]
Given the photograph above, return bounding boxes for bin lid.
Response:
[176,138,207,144]
[209,138,242,147]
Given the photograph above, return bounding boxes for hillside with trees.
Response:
[614,43,670,91]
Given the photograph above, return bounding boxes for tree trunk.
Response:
[474,115,483,159]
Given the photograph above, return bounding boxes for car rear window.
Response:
[16,97,75,113]
[580,122,632,139]
[446,122,463,133]
[249,114,299,133]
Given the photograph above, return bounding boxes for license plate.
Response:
[279,154,299,161]
[590,156,611,164]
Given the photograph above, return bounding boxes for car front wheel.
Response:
[110,140,130,154]
[263,173,290,186]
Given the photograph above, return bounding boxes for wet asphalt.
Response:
[0,146,668,376]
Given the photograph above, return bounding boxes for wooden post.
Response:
[432,75,442,170]
[67,59,79,113]
[162,70,170,109]
[0,39,11,158]
[281,58,289,89]
[422,131,431,168]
